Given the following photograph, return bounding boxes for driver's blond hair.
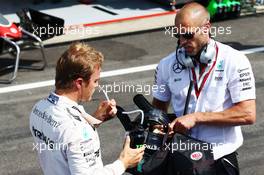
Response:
[55,42,104,90]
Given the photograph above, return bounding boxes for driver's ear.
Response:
[74,78,83,90]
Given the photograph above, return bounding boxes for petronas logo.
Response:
[83,128,90,140]
[217,60,224,70]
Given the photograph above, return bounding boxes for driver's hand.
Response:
[119,136,145,169]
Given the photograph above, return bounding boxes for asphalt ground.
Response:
[0,14,264,175]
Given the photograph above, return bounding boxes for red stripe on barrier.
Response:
[83,10,177,27]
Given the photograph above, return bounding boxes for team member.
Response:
[152,2,256,174]
[30,42,144,175]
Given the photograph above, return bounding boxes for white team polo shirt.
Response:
[153,39,256,160]
[30,93,125,175]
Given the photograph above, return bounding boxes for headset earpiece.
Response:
[176,39,216,68]
[199,40,216,64]
[177,47,196,68]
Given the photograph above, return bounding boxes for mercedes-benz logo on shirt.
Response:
[173,63,184,73]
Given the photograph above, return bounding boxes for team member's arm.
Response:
[170,53,256,133]
[66,135,144,175]
[152,61,171,113]
[170,100,256,133]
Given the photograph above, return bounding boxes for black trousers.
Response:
[127,152,240,175]
[215,152,239,175]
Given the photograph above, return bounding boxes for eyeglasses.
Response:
[173,32,195,40]
[173,27,201,40]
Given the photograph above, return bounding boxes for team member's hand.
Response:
[153,124,175,137]
[119,136,145,169]
[93,99,117,121]
[169,113,197,134]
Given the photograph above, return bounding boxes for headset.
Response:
[175,39,216,70]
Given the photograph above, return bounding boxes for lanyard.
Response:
[191,44,219,98]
